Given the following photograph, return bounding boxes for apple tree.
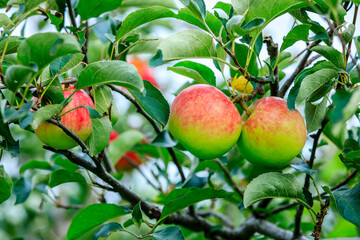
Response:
[0,0,359,239]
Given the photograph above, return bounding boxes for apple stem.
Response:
[239,99,251,116]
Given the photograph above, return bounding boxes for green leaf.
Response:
[0,0,8,8]
[213,2,232,16]
[296,68,338,105]
[20,160,52,174]
[78,0,123,20]
[0,36,24,56]
[305,97,327,133]
[24,0,45,11]
[49,169,86,187]
[108,129,145,164]
[167,61,216,86]
[158,29,217,61]
[47,11,63,25]
[121,0,178,9]
[90,85,120,125]
[151,130,177,148]
[205,10,227,41]
[176,7,206,31]
[131,80,170,127]
[231,0,308,36]
[1,100,32,123]
[226,15,265,36]
[287,61,335,110]
[53,155,79,171]
[290,161,317,175]
[92,222,124,240]
[182,0,206,19]
[13,177,32,204]
[0,165,12,204]
[50,53,84,77]
[161,188,231,220]
[310,45,345,69]
[151,227,185,240]
[280,24,311,51]
[231,43,258,77]
[0,13,11,27]
[87,117,112,156]
[67,203,131,240]
[342,24,355,44]
[76,60,143,91]
[243,172,303,208]
[17,32,81,71]
[4,65,35,92]
[132,202,143,228]
[116,6,176,41]
[42,86,65,104]
[333,184,360,228]
[329,89,360,136]
[31,104,63,129]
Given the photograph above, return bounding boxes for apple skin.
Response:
[129,56,159,88]
[237,97,307,169]
[35,86,95,149]
[168,84,242,159]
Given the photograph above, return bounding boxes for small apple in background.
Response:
[35,85,95,149]
[109,131,144,172]
[168,84,242,159]
[237,97,307,169]
[128,56,159,88]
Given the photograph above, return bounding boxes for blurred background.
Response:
[0,0,360,239]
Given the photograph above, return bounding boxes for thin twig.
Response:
[293,121,327,238]
[214,159,243,198]
[108,85,186,183]
[66,0,77,28]
[264,36,279,96]
[122,155,162,192]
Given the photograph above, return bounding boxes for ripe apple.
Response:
[35,85,95,149]
[237,97,307,169]
[168,84,242,159]
[109,131,144,171]
[129,56,159,88]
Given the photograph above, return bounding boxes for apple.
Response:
[168,84,242,159]
[237,97,307,169]
[35,85,95,149]
[129,56,159,88]
[109,131,144,171]
[115,151,143,171]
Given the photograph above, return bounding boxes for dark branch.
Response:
[66,0,77,28]
[264,36,279,96]
[293,121,327,238]
[46,118,90,154]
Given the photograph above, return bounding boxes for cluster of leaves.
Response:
[0,0,359,239]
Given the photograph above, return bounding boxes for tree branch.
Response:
[108,85,186,183]
[66,0,77,28]
[214,159,243,198]
[264,36,279,96]
[46,118,90,155]
[293,121,326,238]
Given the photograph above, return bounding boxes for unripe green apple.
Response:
[168,84,242,159]
[237,97,306,169]
[35,86,95,149]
